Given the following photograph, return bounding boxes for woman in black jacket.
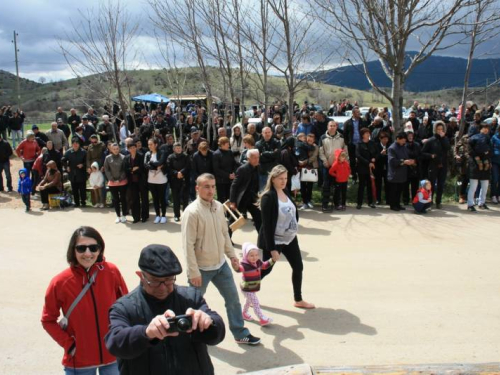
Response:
[167,143,190,222]
[192,141,213,180]
[280,136,299,192]
[145,138,168,224]
[212,137,237,203]
[258,164,315,310]
[403,131,422,205]
[355,128,378,209]
[421,121,450,209]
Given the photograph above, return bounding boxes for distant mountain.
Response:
[313,54,500,92]
[0,70,42,96]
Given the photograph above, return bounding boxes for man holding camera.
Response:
[105,244,225,375]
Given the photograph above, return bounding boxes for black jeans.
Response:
[21,194,30,210]
[128,181,149,221]
[41,187,61,204]
[322,172,335,208]
[334,181,347,207]
[239,198,262,233]
[149,182,167,216]
[71,180,86,206]
[261,236,304,302]
[347,144,357,180]
[171,181,189,218]
[428,166,447,204]
[403,177,420,205]
[110,185,128,217]
[374,170,389,203]
[357,173,373,206]
[389,181,404,209]
[459,174,469,197]
[300,181,313,204]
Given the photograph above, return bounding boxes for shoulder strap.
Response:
[65,270,98,321]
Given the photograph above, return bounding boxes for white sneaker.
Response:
[115,217,121,224]
[160,216,167,224]
[300,204,308,210]
[120,216,127,223]
[492,196,498,204]
[99,203,104,208]
[154,216,161,224]
[307,202,314,209]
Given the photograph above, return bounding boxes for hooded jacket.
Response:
[235,242,274,292]
[89,162,105,188]
[318,131,346,167]
[17,168,32,194]
[41,260,128,369]
[230,124,244,162]
[329,149,351,183]
[421,121,451,170]
[413,180,432,204]
[40,162,62,191]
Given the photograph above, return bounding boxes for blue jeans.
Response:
[491,163,500,197]
[0,161,12,190]
[259,174,268,192]
[195,261,249,340]
[467,179,489,206]
[11,130,23,148]
[64,362,119,375]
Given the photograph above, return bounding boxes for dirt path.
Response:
[1,192,499,374]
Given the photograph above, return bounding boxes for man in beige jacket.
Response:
[319,121,347,212]
[182,173,261,345]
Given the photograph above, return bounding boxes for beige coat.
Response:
[182,197,236,278]
[319,131,347,168]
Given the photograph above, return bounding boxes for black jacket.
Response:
[212,149,237,184]
[105,285,225,375]
[125,152,147,185]
[229,162,259,206]
[62,148,87,183]
[387,142,410,183]
[68,114,81,133]
[144,150,167,175]
[0,139,13,163]
[255,138,280,175]
[405,141,422,179]
[355,140,377,175]
[167,152,190,186]
[257,188,299,251]
[343,117,368,146]
[191,151,213,178]
[374,142,388,175]
[421,133,450,171]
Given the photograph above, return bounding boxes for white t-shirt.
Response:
[147,153,168,184]
[274,197,298,245]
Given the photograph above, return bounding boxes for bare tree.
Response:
[149,0,217,142]
[59,0,139,133]
[266,0,333,126]
[310,0,468,130]
[458,0,500,137]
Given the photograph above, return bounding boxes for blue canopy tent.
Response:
[131,93,170,104]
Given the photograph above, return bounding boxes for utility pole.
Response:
[485,78,488,105]
[12,31,21,110]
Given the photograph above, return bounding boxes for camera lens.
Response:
[176,318,191,332]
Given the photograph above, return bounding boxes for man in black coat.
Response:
[167,143,191,222]
[62,138,87,207]
[105,244,225,375]
[0,133,13,191]
[229,149,262,232]
[255,126,280,190]
[343,107,368,182]
[125,138,149,223]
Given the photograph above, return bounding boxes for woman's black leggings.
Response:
[261,236,304,302]
[149,182,167,216]
[110,185,128,217]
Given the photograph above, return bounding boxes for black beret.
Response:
[138,244,182,277]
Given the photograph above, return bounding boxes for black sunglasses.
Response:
[75,244,101,253]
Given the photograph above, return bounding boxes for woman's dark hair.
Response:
[378,131,389,140]
[67,226,105,266]
[360,127,371,137]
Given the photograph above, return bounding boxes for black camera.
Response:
[167,315,192,333]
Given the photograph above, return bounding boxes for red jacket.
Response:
[41,261,128,368]
[16,139,40,161]
[413,187,431,204]
[328,149,351,183]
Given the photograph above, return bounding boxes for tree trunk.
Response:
[391,73,403,131]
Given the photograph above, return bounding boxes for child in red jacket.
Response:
[329,149,351,210]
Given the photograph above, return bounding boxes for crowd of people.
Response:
[1,98,500,217]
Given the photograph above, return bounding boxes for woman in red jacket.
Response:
[41,226,128,374]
